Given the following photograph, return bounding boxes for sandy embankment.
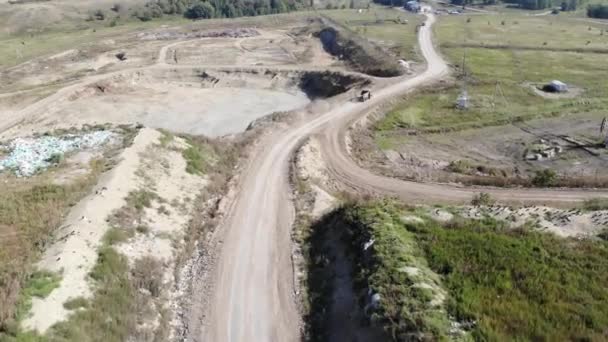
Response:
[24,128,161,332]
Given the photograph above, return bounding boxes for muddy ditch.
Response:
[310,16,404,78]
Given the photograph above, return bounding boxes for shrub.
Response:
[471,192,494,206]
[93,9,106,20]
[532,169,557,187]
[131,256,163,298]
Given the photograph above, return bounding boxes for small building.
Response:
[405,1,421,12]
[456,90,469,110]
[544,80,568,93]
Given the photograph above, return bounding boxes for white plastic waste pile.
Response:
[0,131,116,177]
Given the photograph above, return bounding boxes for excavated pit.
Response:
[38,68,367,137]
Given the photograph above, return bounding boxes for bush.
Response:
[93,9,106,20]
[532,169,557,187]
[185,2,215,19]
[471,192,494,206]
[131,256,163,297]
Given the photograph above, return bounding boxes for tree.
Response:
[349,0,355,8]
[588,4,608,19]
[185,2,216,18]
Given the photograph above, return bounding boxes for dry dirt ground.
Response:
[380,113,608,181]
[0,24,347,140]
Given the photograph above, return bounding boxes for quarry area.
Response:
[1,1,608,342]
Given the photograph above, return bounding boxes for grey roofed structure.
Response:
[405,0,421,12]
[548,80,568,93]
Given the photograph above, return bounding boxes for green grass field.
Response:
[0,10,320,69]
[375,14,608,148]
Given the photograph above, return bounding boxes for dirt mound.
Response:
[138,28,260,41]
[314,19,403,78]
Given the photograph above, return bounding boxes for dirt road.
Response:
[198,10,608,342]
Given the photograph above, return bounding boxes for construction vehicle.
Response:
[359,90,372,102]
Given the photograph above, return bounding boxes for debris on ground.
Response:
[137,28,260,41]
[0,131,117,177]
[525,139,564,161]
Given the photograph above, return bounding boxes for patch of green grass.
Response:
[0,160,105,329]
[407,210,608,341]
[63,297,89,310]
[102,227,135,246]
[14,271,62,322]
[582,197,608,211]
[182,138,216,175]
[46,246,136,342]
[158,130,174,148]
[125,189,158,212]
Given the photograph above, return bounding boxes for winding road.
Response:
[193,10,608,342]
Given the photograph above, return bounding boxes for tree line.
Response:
[428,0,582,10]
[587,3,608,18]
[130,0,305,21]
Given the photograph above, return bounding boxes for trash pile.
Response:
[525,139,564,161]
[138,28,260,41]
[0,131,117,177]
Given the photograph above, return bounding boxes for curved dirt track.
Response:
[199,10,608,342]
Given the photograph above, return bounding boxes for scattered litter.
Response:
[0,131,116,177]
[138,28,260,41]
[363,238,375,251]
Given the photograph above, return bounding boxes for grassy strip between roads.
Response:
[308,199,608,341]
